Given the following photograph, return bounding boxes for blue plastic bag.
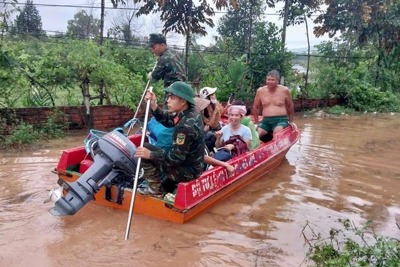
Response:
[147,117,174,151]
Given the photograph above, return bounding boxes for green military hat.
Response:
[164,81,195,105]
[149,33,166,46]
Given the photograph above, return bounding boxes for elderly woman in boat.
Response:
[214,105,252,162]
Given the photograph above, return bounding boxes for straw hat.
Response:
[194,97,210,112]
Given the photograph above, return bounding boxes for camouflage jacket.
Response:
[151,48,186,88]
[150,106,205,182]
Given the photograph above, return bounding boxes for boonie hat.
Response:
[148,33,166,46]
[199,87,217,99]
[164,81,195,105]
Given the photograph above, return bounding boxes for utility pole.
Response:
[280,0,290,85]
[99,0,105,48]
[246,0,254,64]
[98,0,106,105]
[282,0,290,51]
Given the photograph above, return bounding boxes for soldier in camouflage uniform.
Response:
[148,33,186,88]
[135,81,205,196]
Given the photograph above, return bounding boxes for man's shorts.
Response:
[258,116,289,133]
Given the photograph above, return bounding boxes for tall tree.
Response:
[134,0,215,76]
[314,0,400,88]
[250,21,292,88]
[278,0,322,91]
[217,0,266,54]
[110,0,240,10]
[107,1,144,45]
[314,0,400,52]
[11,0,45,38]
[109,0,238,76]
[66,10,100,39]
[0,0,18,38]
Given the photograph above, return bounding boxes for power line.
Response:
[4,31,376,60]
[4,1,324,16]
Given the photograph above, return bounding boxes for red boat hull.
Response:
[54,125,300,223]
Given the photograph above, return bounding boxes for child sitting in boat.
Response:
[214,105,252,161]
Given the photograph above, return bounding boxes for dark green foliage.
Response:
[303,219,400,267]
[325,105,355,115]
[66,10,100,39]
[187,52,206,83]
[0,110,68,148]
[312,40,400,112]
[11,0,45,38]
[313,0,400,94]
[38,109,69,138]
[304,219,400,267]
[0,0,18,37]
[136,0,214,36]
[1,122,41,147]
[249,21,293,88]
[347,85,400,113]
[217,0,265,52]
[25,87,54,107]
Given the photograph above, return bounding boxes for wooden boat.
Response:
[53,124,300,223]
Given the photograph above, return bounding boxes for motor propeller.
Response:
[49,130,138,216]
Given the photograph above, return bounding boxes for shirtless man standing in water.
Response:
[252,70,295,139]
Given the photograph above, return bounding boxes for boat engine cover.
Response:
[49,130,138,216]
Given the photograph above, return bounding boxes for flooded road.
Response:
[1,115,400,267]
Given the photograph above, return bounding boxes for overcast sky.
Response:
[18,0,332,50]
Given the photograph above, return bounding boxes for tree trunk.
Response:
[282,0,290,51]
[280,0,290,85]
[304,14,310,97]
[246,0,254,64]
[185,32,190,80]
[80,74,93,128]
[98,0,105,105]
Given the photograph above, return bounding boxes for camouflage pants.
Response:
[142,143,178,193]
[141,159,162,193]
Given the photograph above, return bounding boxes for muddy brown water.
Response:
[1,115,400,267]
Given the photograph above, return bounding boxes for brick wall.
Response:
[0,105,137,131]
[0,98,340,131]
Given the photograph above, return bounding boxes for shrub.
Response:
[325,105,356,115]
[0,110,69,148]
[38,110,69,139]
[347,85,400,112]
[303,219,400,267]
[2,122,41,147]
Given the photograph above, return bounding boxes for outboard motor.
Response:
[49,130,138,216]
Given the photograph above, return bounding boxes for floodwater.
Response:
[1,114,400,267]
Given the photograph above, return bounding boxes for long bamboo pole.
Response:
[124,87,153,240]
[126,60,158,135]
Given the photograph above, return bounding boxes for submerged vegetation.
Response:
[302,219,400,267]
[0,110,68,149]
